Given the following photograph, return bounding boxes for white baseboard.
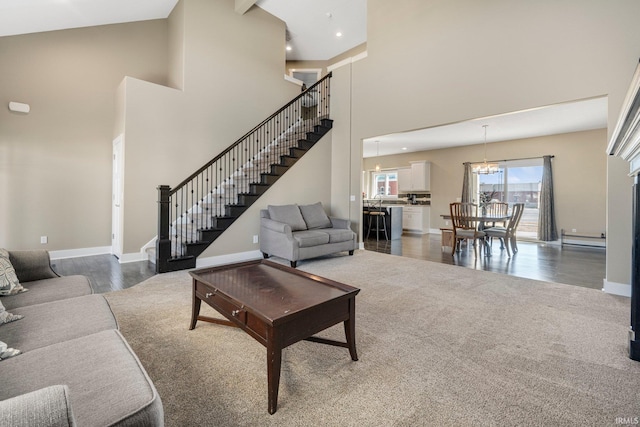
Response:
[49,246,111,260]
[118,252,148,264]
[196,250,263,269]
[602,279,631,297]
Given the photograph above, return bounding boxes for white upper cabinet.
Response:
[397,167,412,192]
[399,161,430,192]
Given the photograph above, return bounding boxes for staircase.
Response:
[155,73,333,273]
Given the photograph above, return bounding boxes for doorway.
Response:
[112,135,124,258]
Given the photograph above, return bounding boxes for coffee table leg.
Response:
[266,329,282,414]
[189,287,201,330]
[344,298,358,361]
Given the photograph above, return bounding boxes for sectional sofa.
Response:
[0,250,163,426]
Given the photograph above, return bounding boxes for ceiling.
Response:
[363,97,609,158]
[0,0,367,61]
[255,0,367,61]
[0,0,179,37]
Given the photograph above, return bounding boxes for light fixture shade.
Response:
[473,124,499,174]
[473,161,500,174]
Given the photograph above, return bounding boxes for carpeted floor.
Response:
[105,250,640,426]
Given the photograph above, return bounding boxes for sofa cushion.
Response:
[2,295,117,353]
[0,276,92,311]
[322,228,356,244]
[0,385,76,427]
[0,299,23,325]
[293,230,330,248]
[0,329,164,427]
[0,251,26,296]
[299,202,332,229]
[268,204,307,231]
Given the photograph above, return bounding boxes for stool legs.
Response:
[366,213,388,241]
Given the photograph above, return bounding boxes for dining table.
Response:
[440,214,512,256]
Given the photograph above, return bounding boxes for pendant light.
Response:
[473,125,499,174]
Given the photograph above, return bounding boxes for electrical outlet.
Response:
[350,195,356,201]
[572,228,577,233]
[445,220,449,226]
[253,235,259,244]
[40,236,48,244]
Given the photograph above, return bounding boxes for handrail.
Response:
[170,72,332,195]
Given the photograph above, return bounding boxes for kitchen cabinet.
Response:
[402,206,430,234]
[398,167,411,192]
[398,161,430,192]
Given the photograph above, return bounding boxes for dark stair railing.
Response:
[156,72,333,272]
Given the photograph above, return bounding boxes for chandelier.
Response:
[473,125,499,174]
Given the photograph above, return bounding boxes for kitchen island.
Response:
[363,205,403,240]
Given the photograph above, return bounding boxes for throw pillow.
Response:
[299,202,332,229]
[0,299,23,325]
[0,340,20,360]
[267,204,308,231]
[0,253,26,296]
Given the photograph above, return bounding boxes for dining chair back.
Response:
[449,202,486,256]
[484,203,525,257]
[484,202,509,227]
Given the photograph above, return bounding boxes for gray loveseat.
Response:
[0,250,163,426]
[260,202,357,267]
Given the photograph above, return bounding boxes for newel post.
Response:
[156,185,171,273]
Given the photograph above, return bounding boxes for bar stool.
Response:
[366,199,388,241]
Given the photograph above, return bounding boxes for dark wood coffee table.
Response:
[189,259,360,414]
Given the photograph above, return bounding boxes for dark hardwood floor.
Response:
[364,233,606,290]
[49,234,606,294]
[50,255,156,294]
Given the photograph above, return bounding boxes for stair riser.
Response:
[213,217,235,229]
[225,205,248,217]
[306,132,322,142]
[271,164,289,175]
[250,184,270,195]
[298,140,315,150]
[238,194,260,206]
[261,174,280,185]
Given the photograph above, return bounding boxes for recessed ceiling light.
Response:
[336,32,343,38]
[286,45,292,51]
[402,147,408,150]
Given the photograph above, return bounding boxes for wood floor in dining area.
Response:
[49,233,606,294]
[364,233,606,290]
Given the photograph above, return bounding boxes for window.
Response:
[371,171,398,197]
[475,158,543,239]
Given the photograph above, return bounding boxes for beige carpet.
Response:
[105,251,639,426]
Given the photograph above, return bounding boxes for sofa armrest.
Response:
[0,385,76,427]
[8,250,59,283]
[260,218,293,236]
[329,217,351,230]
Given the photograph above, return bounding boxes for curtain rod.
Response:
[463,155,554,166]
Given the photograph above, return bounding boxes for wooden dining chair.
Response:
[484,203,525,257]
[449,202,486,256]
[484,202,509,227]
